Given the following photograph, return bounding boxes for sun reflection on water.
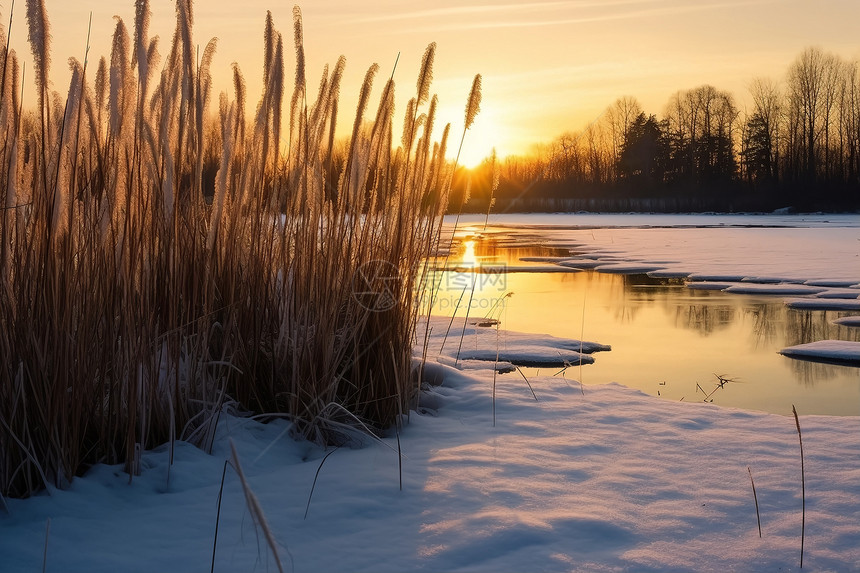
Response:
[428,233,860,416]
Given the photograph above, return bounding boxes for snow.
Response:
[556,259,605,269]
[780,340,860,366]
[805,279,860,288]
[685,281,740,291]
[723,284,827,295]
[3,213,859,572]
[592,263,667,274]
[427,317,610,368]
[833,316,860,328]
[458,212,860,286]
[817,289,860,300]
[785,299,860,311]
[2,358,857,572]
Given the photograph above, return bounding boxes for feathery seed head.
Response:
[292,6,305,93]
[464,73,482,130]
[416,42,435,106]
[263,11,274,85]
[401,97,415,149]
[25,0,51,107]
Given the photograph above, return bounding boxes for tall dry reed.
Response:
[0,1,478,498]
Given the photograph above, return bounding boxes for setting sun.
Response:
[1,1,858,570]
[455,107,501,168]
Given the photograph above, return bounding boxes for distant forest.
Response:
[458,47,860,213]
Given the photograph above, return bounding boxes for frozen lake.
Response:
[432,213,860,416]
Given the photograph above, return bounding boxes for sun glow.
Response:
[461,239,477,266]
[456,108,501,169]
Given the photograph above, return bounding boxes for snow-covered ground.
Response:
[2,213,859,572]
[2,336,857,572]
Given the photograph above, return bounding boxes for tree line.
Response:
[459,47,860,213]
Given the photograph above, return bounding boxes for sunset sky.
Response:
[5,0,860,165]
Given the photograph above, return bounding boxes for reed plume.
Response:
[25,0,50,113]
[225,67,243,150]
[133,0,151,94]
[465,74,482,131]
[0,0,483,499]
[343,63,379,197]
[108,17,129,141]
[416,42,435,106]
[263,11,275,88]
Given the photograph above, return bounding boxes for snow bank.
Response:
[2,358,857,572]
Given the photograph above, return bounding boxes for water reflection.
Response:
[746,304,780,348]
[675,304,735,335]
[429,235,860,416]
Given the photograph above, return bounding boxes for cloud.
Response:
[352,0,775,35]
[351,0,654,24]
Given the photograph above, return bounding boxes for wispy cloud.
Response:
[355,0,776,34]
[350,0,655,24]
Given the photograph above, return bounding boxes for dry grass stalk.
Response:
[230,440,288,573]
[792,405,806,568]
[747,466,762,538]
[0,1,478,498]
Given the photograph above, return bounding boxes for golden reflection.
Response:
[461,239,477,267]
[427,232,860,415]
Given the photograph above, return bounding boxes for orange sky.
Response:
[5,0,859,166]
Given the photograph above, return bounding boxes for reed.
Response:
[747,466,762,538]
[792,405,806,568]
[0,2,475,498]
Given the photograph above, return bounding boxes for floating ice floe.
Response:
[833,316,860,327]
[518,256,578,263]
[688,273,749,282]
[647,268,692,278]
[593,263,667,274]
[785,298,860,311]
[804,278,860,288]
[685,281,738,291]
[817,288,860,300]
[723,283,827,295]
[436,355,516,373]
[446,264,580,274]
[420,316,610,368]
[779,340,860,366]
[556,259,605,269]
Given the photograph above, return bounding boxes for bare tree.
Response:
[787,47,828,182]
[604,96,642,182]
